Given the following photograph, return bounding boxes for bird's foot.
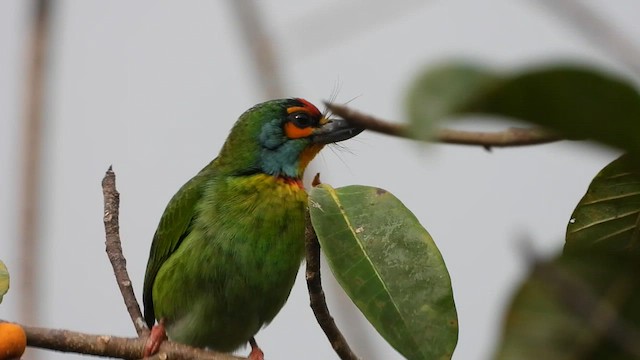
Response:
[143,320,167,357]
[248,337,264,360]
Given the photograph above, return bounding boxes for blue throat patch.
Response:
[259,119,308,178]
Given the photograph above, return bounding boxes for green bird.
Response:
[142,98,362,359]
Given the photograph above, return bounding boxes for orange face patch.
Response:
[284,122,314,139]
[285,99,325,139]
[283,99,325,171]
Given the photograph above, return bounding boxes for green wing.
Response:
[143,167,212,328]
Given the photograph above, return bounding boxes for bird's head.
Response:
[215,98,363,179]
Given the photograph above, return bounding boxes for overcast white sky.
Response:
[1,1,638,359]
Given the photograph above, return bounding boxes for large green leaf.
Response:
[495,251,640,360]
[566,154,640,253]
[309,185,457,360]
[407,62,640,155]
[0,260,8,304]
[406,62,502,140]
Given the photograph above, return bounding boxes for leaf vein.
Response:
[569,209,640,233]
[581,191,640,205]
[325,188,416,348]
[592,225,636,244]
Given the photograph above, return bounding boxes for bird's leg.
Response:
[143,319,168,357]
[248,337,264,360]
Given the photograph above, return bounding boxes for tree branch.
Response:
[227,0,285,99]
[305,200,359,360]
[18,0,52,331]
[102,166,149,337]
[326,102,561,148]
[18,323,243,360]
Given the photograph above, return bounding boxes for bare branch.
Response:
[18,323,243,360]
[102,167,148,337]
[18,0,52,330]
[326,103,561,148]
[437,127,561,147]
[227,0,285,98]
[305,206,359,360]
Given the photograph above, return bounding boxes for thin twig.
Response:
[227,0,285,98]
[437,127,560,147]
[102,167,148,337]
[18,0,51,331]
[326,103,561,148]
[15,323,243,360]
[305,208,359,360]
[535,0,640,78]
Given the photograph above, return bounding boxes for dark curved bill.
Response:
[311,118,364,144]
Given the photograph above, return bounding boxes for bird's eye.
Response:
[289,112,314,129]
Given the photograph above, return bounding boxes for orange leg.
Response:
[248,337,264,360]
[143,320,167,357]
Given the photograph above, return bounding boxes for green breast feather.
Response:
[146,172,307,350]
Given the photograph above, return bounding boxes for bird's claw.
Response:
[143,321,167,357]
[248,347,264,360]
[248,337,264,360]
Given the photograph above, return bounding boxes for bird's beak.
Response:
[311,118,364,144]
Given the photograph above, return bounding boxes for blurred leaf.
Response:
[566,154,640,253]
[495,251,640,360]
[407,62,501,140]
[0,260,8,304]
[309,185,457,360]
[408,62,640,155]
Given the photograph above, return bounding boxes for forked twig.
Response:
[102,166,149,337]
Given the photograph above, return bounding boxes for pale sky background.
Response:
[1,1,638,359]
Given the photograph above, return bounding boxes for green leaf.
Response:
[566,154,640,253]
[406,62,502,140]
[495,251,640,360]
[407,62,640,155]
[0,260,9,304]
[309,185,458,360]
